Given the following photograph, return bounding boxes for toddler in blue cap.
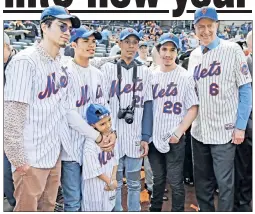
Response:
[81,103,118,211]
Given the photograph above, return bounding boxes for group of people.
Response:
[4,20,39,42]
[4,5,253,213]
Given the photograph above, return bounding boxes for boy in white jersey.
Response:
[61,26,117,211]
[101,28,152,211]
[82,104,118,211]
[4,6,81,211]
[148,33,199,212]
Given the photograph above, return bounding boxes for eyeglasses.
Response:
[123,40,139,46]
[57,22,74,35]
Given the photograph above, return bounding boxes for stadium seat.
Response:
[29,43,35,46]
[12,45,23,51]
[105,53,110,57]
[12,42,27,47]
[97,44,106,48]
[94,53,104,57]
[96,49,106,54]
[23,46,30,49]
[96,47,105,51]
[19,39,32,44]
[10,38,17,45]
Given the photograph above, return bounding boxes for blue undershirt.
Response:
[141,101,153,142]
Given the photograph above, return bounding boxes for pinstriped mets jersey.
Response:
[189,39,252,144]
[61,59,105,165]
[151,65,199,153]
[101,60,153,159]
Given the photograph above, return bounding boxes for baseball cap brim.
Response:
[55,14,81,28]
[139,44,148,48]
[120,34,140,41]
[193,16,218,25]
[70,30,102,42]
[80,30,102,40]
[159,39,178,49]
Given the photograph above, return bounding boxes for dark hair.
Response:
[156,43,179,53]
[72,38,79,44]
[156,44,161,52]
[40,16,56,39]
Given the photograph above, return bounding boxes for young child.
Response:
[81,104,118,211]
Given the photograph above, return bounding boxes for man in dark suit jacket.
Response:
[234,30,252,212]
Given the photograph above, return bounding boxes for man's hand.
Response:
[24,30,30,34]
[169,128,183,144]
[169,135,179,144]
[232,129,245,145]
[140,141,149,158]
[109,180,118,190]
[98,132,117,152]
[104,179,117,191]
[16,164,30,175]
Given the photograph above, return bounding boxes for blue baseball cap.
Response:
[139,41,148,48]
[70,26,102,42]
[86,104,110,125]
[4,23,11,30]
[41,6,80,28]
[158,33,179,49]
[119,28,141,41]
[193,7,218,25]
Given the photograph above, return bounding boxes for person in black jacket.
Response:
[23,21,39,42]
[12,21,26,41]
[233,31,252,212]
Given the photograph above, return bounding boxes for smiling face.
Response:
[194,18,218,46]
[158,42,178,67]
[41,18,72,48]
[72,34,96,58]
[92,116,112,135]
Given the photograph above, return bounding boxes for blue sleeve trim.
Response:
[236,83,252,130]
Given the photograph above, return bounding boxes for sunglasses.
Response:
[57,22,75,35]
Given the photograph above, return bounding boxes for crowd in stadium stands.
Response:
[4,20,252,59]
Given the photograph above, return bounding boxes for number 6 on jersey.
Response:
[209,83,219,96]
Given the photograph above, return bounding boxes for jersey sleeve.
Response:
[143,68,153,102]
[100,63,112,103]
[63,69,79,110]
[82,142,103,180]
[184,75,199,110]
[92,69,116,131]
[234,45,252,87]
[113,143,119,166]
[95,70,107,105]
[4,56,34,104]
[187,48,202,75]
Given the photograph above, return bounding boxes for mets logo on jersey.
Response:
[240,62,249,75]
[201,7,207,15]
[169,33,174,38]
[64,8,70,14]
